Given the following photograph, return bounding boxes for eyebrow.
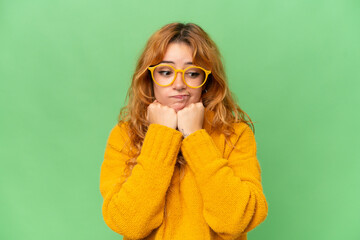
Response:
[160,60,193,65]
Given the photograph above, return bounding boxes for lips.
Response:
[171,95,189,99]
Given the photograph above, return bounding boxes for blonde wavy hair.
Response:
[118,22,254,181]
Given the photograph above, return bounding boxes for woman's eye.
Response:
[187,72,200,78]
[159,71,172,76]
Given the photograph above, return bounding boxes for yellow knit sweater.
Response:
[100,110,268,240]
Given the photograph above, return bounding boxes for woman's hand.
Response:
[147,100,178,129]
[177,102,205,138]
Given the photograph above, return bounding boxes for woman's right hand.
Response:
[146,99,177,129]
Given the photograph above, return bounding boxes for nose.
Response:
[172,71,186,90]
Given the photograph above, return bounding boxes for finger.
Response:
[153,99,160,105]
[195,100,204,107]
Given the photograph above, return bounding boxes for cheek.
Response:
[153,86,162,98]
[190,89,203,102]
[153,86,169,101]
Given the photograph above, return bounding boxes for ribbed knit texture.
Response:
[100,111,268,240]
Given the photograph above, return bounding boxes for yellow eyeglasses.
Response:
[148,64,211,88]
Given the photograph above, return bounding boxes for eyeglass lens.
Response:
[153,65,206,87]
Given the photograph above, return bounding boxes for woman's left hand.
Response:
[177,102,205,138]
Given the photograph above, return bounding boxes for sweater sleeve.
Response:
[100,123,183,239]
[180,123,268,240]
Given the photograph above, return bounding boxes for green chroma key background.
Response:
[0,0,359,239]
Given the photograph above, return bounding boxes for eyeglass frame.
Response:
[147,63,211,89]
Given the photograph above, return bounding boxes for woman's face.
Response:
[152,42,204,113]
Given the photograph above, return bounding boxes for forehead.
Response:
[162,42,193,64]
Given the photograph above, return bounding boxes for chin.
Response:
[172,104,186,113]
[174,106,184,113]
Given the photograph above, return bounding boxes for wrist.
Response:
[180,128,202,138]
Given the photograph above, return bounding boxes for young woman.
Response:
[100,22,268,240]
